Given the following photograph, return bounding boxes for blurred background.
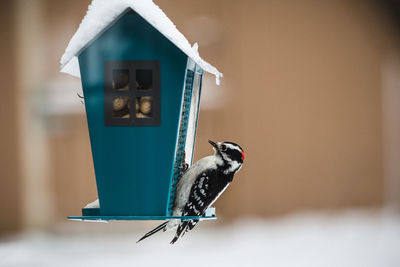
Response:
[1,0,400,266]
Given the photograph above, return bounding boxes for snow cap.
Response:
[60,0,223,85]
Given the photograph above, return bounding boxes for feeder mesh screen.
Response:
[168,70,194,214]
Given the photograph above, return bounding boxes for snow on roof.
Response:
[60,0,223,85]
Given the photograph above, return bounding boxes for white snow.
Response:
[1,209,399,267]
[60,0,223,85]
[204,206,215,217]
[84,199,99,209]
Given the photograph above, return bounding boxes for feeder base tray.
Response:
[68,215,217,222]
[68,207,217,222]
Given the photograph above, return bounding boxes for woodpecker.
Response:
[137,140,245,244]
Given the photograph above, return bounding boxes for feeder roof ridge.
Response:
[60,0,223,85]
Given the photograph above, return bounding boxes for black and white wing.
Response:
[170,169,231,244]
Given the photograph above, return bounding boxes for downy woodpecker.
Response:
[137,140,245,244]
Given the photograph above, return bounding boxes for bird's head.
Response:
[208,140,245,173]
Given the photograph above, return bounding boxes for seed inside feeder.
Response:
[136,96,152,118]
[112,96,130,118]
[112,69,129,91]
[140,96,152,114]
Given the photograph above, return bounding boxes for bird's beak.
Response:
[208,140,218,149]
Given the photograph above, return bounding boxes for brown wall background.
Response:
[159,0,397,217]
[0,0,21,232]
[1,0,400,232]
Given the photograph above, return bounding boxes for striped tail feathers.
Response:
[170,221,189,244]
[180,219,198,238]
[188,219,199,231]
[137,221,168,243]
[170,219,199,244]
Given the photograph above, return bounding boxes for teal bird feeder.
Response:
[60,0,222,222]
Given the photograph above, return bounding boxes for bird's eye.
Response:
[220,144,227,151]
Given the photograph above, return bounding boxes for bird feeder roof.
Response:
[60,0,223,85]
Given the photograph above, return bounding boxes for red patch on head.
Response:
[240,150,245,161]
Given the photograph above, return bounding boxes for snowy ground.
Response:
[1,209,399,267]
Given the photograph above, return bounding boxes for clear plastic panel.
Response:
[184,71,202,165]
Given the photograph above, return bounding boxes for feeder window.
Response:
[112,70,129,91]
[104,61,160,126]
[136,69,153,90]
[136,96,153,118]
[112,96,130,118]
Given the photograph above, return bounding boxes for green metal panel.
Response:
[78,11,188,217]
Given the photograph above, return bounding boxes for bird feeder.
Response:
[60,0,222,221]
